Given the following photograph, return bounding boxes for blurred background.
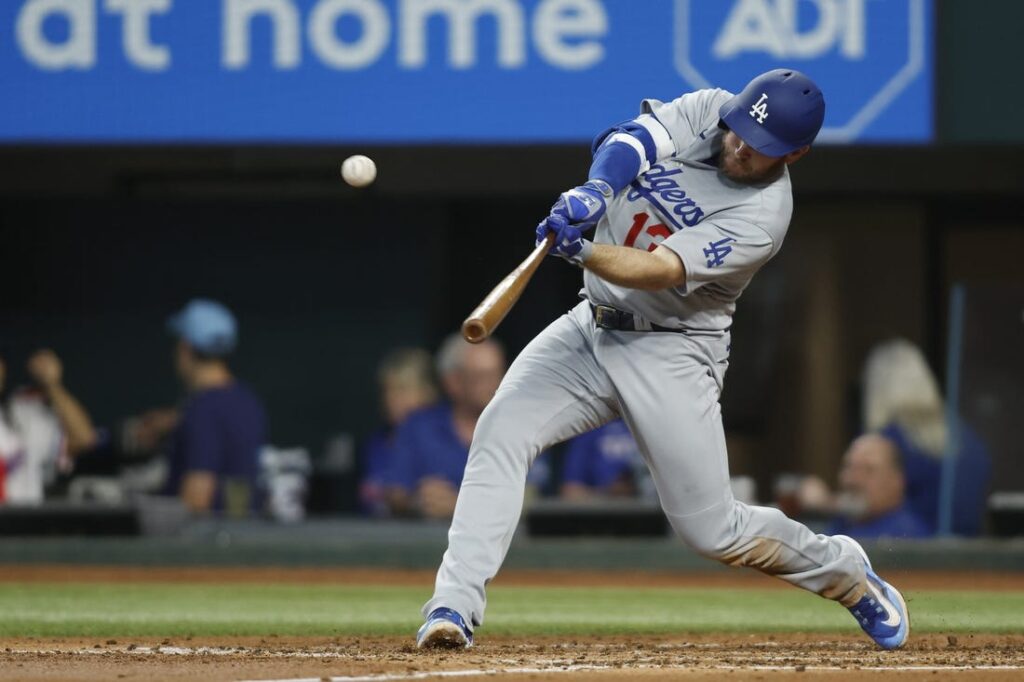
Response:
[0,0,1022,561]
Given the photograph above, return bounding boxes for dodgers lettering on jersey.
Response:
[583,89,793,333]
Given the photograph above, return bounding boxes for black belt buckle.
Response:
[593,304,623,330]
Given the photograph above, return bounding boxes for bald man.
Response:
[386,334,510,519]
[829,434,931,539]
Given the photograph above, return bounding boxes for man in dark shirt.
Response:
[386,334,551,519]
[828,434,930,539]
[165,299,266,517]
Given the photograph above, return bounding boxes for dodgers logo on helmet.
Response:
[673,0,932,143]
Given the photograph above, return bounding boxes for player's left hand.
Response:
[536,214,593,265]
[550,180,613,229]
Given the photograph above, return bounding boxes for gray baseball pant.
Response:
[424,301,866,628]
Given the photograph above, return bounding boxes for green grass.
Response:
[0,583,1021,638]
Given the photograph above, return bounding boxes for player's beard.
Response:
[718,151,786,185]
[717,131,788,184]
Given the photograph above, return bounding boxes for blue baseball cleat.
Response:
[837,535,910,650]
[416,607,473,649]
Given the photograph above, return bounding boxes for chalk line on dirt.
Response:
[239,664,1024,682]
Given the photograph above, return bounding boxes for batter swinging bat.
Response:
[461,234,555,343]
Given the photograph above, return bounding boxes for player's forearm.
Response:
[583,243,686,291]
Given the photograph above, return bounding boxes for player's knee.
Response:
[668,500,747,561]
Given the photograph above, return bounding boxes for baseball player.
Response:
[417,70,909,651]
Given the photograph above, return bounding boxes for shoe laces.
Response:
[850,594,887,627]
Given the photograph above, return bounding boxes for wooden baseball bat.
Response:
[461,234,555,343]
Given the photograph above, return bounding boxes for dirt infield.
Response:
[2,567,1022,680]
[4,565,1024,590]
[2,633,1024,681]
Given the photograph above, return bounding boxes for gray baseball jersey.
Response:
[585,88,792,332]
[423,89,867,633]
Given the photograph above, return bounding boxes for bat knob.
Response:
[461,319,489,344]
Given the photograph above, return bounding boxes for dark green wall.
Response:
[938,0,1024,142]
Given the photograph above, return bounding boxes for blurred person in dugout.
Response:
[359,348,440,516]
[827,433,931,539]
[163,299,268,517]
[794,339,991,537]
[560,419,656,501]
[385,334,549,520]
[860,339,991,535]
[0,347,98,504]
[559,418,758,505]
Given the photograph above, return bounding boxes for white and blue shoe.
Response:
[837,535,910,650]
[416,607,474,649]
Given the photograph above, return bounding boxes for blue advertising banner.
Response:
[0,0,932,143]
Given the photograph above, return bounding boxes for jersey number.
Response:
[623,212,671,252]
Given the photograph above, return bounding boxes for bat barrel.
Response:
[460,235,553,344]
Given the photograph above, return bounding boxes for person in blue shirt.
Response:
[164,299,267,517]
[359,348,439,516]
[560,419,653,500]
[880,422,991,537]
[386,334,549,519]
[862,339,992,536]
[828,434,931,540]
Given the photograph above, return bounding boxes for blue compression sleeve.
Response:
[588,141,642,193]
[587,121,659,193]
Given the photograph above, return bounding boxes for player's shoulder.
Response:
[711,172,791,254]
[642,88,733,118]
[747,169,794,241]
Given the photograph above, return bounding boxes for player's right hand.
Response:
[550,180,613,229]
[536,214,592,266]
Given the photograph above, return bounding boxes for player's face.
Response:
[718,130,807,184]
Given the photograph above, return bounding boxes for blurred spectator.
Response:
[121,408,180,458]
[164,299,267,517]
[359,348,439,516]
[560,419,654,501]
[863,339,991,535]
[828,434,931,539]
[560,419,757,506]
[386,334,548,519]
[0,348,98,504]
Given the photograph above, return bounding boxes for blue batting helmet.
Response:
[719,69,825,157]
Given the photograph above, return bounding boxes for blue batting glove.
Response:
[550,180,613,229]
[536,214,593,266]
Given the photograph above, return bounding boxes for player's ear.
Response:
[784,146,811,165]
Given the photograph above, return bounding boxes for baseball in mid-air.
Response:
[341,154,377,188]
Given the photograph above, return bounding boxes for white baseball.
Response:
[341,155,377,188]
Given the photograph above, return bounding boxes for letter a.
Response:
[711,0,787,59]
[16,0,96,71]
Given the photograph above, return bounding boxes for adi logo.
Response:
[674,0,931,143]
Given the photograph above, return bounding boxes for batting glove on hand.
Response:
[550,180,613,229]
[536,213,593,266]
